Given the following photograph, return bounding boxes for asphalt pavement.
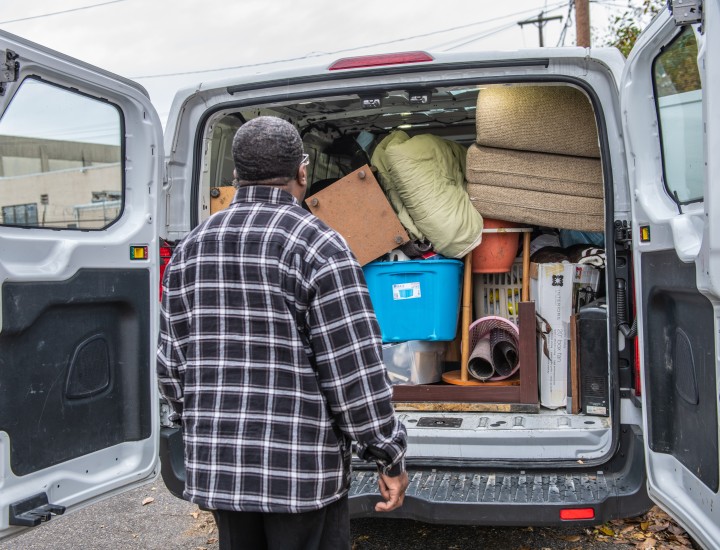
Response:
[0,478,692,550]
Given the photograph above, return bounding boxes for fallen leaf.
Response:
[640,521,650,531]
[598,525,615,536]
[559,535,581,542]
[621,525,636,534]
[141,497,155,506]
[355,535,370,542]
[670,535,691,546]
[207,538,218,544]
[636,537,657,548]
[191,511,200,519]
[668,525,685,536]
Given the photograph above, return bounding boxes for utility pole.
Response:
[518,11,563,47]
[575,0,591,47]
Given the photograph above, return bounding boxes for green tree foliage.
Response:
[602,0,665,57]
[653,26,701,96]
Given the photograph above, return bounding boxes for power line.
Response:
[557,0,576,46]
[438,1,566,50]
[0,0,128,25]
[131,2,568,80]
[440,22,521,51]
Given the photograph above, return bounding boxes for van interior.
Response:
[195,82,636,466]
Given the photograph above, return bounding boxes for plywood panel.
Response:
[305,165,409,265]
[210,186,236,214]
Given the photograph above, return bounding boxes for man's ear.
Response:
[297,165,308,189]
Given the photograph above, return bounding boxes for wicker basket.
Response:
[473,259,523,324]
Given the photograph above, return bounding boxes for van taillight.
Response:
[328,51,433,71]
[560,508,595,520]
[159,243,173,301]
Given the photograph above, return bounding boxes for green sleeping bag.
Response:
[372,131,483,258]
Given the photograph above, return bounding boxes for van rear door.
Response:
[622,3,720,547]
[0,30,163,540]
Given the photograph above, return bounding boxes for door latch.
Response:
[1,49,19,96]
[670,0,703,26]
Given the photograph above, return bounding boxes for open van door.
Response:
[0,30,163,540]
[622,2,720,546]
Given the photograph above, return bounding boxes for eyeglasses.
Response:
[300,153,309,167]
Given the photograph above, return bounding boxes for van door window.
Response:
[652,26,703,204]
[0,78,122,229]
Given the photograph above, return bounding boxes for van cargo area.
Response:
[195,81,637,467]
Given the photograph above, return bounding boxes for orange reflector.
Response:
[130,245,148,260]
[560,508,595,520]
[329,51,433,71]
[640,225,651,242]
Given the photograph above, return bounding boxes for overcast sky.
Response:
[2,0,642,123]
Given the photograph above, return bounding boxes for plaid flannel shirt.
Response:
[157,185,406,513]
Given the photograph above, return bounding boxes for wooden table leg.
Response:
[522,231,531,302]
[460,253,473,383]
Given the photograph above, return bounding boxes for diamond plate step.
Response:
[348,425,652,526]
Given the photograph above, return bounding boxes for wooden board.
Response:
[570,314,580,414]
[441,371,520,386]
[210,186,236,214]
[394,402,540,413]
[305,165,409,265]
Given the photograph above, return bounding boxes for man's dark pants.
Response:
[212,494,350,550]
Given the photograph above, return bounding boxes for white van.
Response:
[1,2,718,547]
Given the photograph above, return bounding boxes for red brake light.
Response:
[328,51,433,71]
[159,243,173,301]
[560,508,595,520]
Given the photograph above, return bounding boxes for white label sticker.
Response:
[392,282,421,300]
[586,405,607,415]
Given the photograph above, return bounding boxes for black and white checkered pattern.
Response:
[157,185,406,513]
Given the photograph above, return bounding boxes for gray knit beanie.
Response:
[232,116,304,182]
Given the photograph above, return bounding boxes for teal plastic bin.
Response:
[363,259,463,342]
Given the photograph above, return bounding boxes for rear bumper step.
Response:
[349,425,651,526]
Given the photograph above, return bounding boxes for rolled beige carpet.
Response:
[467,181,604,232]
[466,144,603,198]
[475,85,600,158]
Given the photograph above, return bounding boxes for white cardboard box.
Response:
[530,262,600,409]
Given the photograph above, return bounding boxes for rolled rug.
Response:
[467,316,520,382]
[467,336,495,381]
[489,328,519,380]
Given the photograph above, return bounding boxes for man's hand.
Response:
[375,471,409,512]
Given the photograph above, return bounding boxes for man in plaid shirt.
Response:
[157,116,408,549]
